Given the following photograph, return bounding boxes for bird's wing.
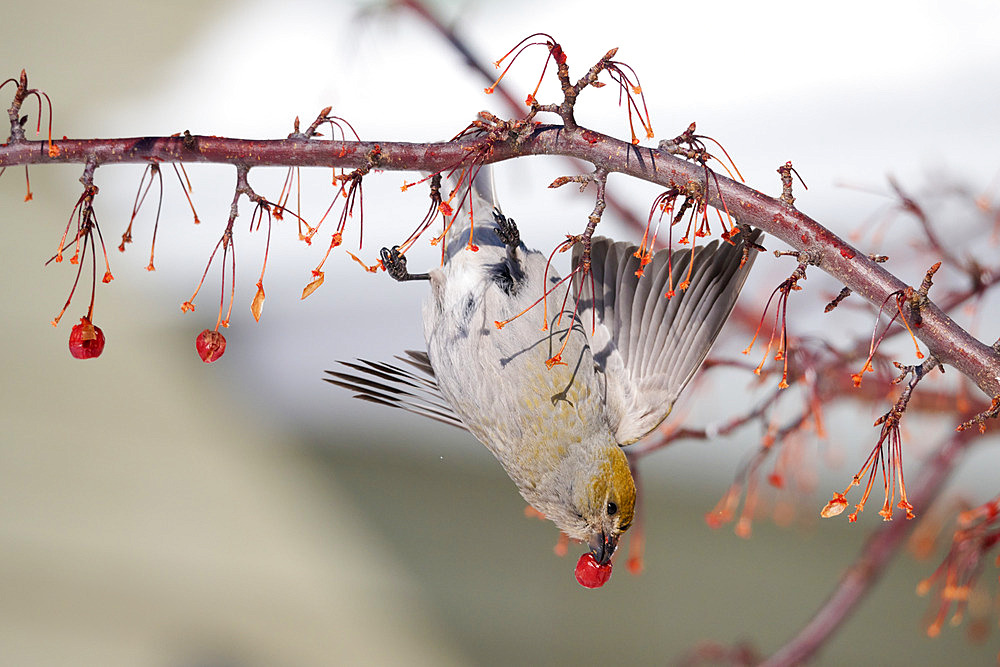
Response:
[572,229,762,444]
[325,350,467,431]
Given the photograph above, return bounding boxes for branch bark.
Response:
[4,125,998,399]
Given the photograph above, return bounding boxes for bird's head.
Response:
[555,443,635,565]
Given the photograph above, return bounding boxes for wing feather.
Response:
[572,229,762,444]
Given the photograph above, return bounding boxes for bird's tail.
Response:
[440,166,505,262]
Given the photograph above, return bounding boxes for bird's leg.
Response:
[493,208,526,284]
[380,246,429,282]
[493,209,526,290]
[493,208,520,252]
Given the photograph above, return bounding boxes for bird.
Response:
[326,178,761,570]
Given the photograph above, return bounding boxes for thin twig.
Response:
[761,428,976,667]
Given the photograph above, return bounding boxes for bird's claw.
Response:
[380,245,429,282]
[493,208,520,248]
[381,246,409,282]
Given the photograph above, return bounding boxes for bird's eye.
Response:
[607,501,618,515]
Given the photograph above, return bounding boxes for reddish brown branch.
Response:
[762,428,977,666]
[4,127,999,400]
[402,3,650,234]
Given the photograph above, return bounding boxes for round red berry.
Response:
[68,317,105,359]
[196,329,226,363]
[575,552,613,588]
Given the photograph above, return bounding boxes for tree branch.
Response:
[4,124,998,399]
[762,427,976,666]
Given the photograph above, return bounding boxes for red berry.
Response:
[574,552,613,588]
[68,317,105,359]
[196,329,226,363]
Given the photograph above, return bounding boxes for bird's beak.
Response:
[589,531,618,566]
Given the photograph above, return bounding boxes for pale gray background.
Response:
[2,1,999,664]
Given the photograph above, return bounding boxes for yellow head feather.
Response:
[591,445,636,532]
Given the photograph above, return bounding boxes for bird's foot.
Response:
[493,209,520,248]
[380,246,429,282]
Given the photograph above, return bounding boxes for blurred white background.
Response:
[2,0,999,664]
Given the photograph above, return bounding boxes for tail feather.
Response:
[441,168,504,261]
